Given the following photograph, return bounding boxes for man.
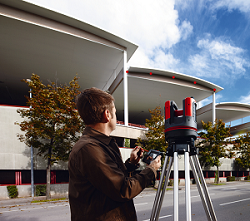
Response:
[68,87,161,221]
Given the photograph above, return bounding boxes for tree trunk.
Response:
[216,166,219,184]
[46,164,51,199]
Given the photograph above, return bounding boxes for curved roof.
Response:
[197,102,250,130]
[0,0,138,59]
[0,0,137,105]
[111,66,223,125]
[230,122,250,136]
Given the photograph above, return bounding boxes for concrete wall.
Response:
[0,105,247,180]
[0,184,69,200]
[0,105,30,170]
[0,186,9,199]
[0,105,147,171]
[111,124,147,140]
[0,105,69,170]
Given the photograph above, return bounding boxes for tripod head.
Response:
[165,97,198,156]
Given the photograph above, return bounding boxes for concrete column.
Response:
[212,92,216,125]
[123,50,128,126]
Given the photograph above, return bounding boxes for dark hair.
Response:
[76,87,115,125]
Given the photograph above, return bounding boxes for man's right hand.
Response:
[149,155,161,171]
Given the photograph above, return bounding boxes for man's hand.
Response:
[149,155,161,171]
[130,146,144,164]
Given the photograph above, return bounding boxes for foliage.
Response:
[16,74,84,198]
[35,184,46,196]
[7,185,18,198]
[137,106,167,153]
[124,138,130,148]
[245,176,250,180]
[233,132,250,169]
[227,176,235,182]
[197,119,233,183]
[168,179,174,186]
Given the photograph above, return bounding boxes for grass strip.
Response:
[211,183,226,186]
[31,197,67,203]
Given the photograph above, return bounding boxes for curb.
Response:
[0,195,68,208]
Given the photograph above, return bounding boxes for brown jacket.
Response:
[68,127,156,221]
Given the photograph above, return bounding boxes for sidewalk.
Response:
[1,182,243,208]
[0,195,68,208]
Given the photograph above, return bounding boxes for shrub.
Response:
[244,176,250,180]
[168,179,174,186]
[227,176,235,182]
[7,185,18,198]
[35,184,46,196]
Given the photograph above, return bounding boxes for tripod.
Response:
[150,142,217,221]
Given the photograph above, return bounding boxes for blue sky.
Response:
[27,0,250,110]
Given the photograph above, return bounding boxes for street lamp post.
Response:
[27,79,34,197]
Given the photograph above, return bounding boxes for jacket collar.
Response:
[83,126,113,146]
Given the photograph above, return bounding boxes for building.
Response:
[1,0,250,198]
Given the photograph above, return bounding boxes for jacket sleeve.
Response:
[124,158,140,172]
[76,143,157,202]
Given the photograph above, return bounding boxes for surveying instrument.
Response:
[149,97,217,221]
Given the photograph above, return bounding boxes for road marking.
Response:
[134,202,148,206]
[136,193,157,198]
[143,214,172,221]
[159,215,172,219]
[191,193,215,198]
[220,198,250,206]
[1,209,20,213]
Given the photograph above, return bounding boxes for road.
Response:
[0,181,249,221]
[135,181,250,221]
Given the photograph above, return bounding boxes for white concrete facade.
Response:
[0,104,240,172]
[0,105,147,170]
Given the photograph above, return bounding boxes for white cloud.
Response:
[239,93,250,104]
[188,38,250,79]
[179,20,193,41]
[152,50,180,70]
[129,48,180,71]
[198,93,223,108]
[26,0,193,70]
[188,54,209,76]
[212,0,250,13]
[128,48,152,68]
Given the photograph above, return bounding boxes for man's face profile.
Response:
[109,102,117,132]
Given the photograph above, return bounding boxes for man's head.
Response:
[76,87,115,126]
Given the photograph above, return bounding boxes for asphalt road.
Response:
[135,181,250,221]
[0,181,249,221]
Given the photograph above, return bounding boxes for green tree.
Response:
[234,132,250,170]
[137,106,167,153]
[197,119,233,184]
[16,74,84,199]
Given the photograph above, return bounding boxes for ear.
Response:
[102,109,110,123]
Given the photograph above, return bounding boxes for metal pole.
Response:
[150,156,169,221]
[174,152,179,221]
[123,50,128,126]
[193,155,217,221]
[30,88,34,197]
[154,157,173,221]
[190,156,212,221]
[184,152,191,221]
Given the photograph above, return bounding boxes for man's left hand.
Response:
[130,146,144,165]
